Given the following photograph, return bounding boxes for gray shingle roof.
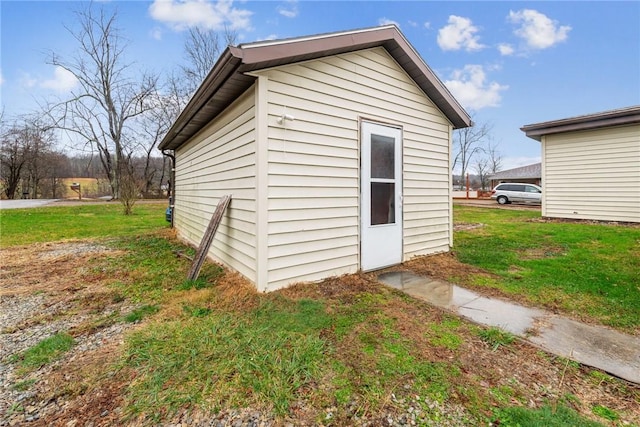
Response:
[487,163,541,180]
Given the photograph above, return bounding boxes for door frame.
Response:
[360,119,403,271]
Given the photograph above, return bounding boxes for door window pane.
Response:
[371,182,395,225]
[371,134,395,179]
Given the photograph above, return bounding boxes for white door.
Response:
[361,121,403,271]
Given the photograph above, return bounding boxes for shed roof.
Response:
[159,25,472,151]
[487,163,541,180]
[521,105,640,142]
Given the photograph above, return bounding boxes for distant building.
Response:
[521,106,639,223]
[487,163,541,189]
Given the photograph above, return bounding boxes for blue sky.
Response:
[2,1,639,170]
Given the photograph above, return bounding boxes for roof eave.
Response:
[521,106,640,142]
[159,48,244,151]
[160,25,472,151]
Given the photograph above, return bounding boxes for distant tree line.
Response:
[0,115,169,200]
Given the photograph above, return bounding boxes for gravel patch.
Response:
[38,243,112,260]
[0,292,131,427]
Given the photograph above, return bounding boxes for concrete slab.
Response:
[530,316,640,385]
[378,270,640,384]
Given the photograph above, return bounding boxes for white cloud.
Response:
[424,21,431,30]
[20,73,38,89]
[257,34,278,41]
[149,0,252,31]
[150,27,163,40]
[277,0,298,18]
[379,18,399,27]
[408,20,418,27]
[444,64,508,110]
[498,43,515,56]
[0,69,4,86]
[41,66,78,92]
[437,15,485,52]
[508,9,571,50]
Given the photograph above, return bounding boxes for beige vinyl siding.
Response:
[174,89,258,281]
[257,47,452,289]
[543,124,640,222]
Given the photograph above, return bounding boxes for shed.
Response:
[521,106,640,223]
[159,25,472,291]
[487,163,541,189]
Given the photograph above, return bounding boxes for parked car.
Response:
[491,183,542,205]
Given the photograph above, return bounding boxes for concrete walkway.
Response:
[378,271,640,385]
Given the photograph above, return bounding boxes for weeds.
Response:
[10,332,74,374]
[477,327,515,351]
[592,404,619,422]
[123,304,160,323]
[12,379,37,391]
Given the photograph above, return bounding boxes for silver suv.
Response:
[491,183,542,205]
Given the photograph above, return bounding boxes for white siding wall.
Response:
[174,89,258,281]
[258,47,452,290]
[543,123,640,222]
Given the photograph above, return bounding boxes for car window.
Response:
[512,185,525,192]
[525,186,539,193]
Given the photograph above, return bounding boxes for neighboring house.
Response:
[521,106,640,223]
[159,25,471,291]
[487,163,541,189]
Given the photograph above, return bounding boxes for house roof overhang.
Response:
[159,25,472,151]
[487,162,541,180]
[520,105,640,142]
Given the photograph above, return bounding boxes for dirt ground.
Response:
[1,240,638,426]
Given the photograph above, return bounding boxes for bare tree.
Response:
[22,118,57,199]
[474,158,490,190]
[39,152,69,199]
[47,5,157,203]
[119,163,143,215]
[0,125,29,199]
[181,27,237,95]
[452,118,493,185]
[486,140,503,174]
[0,117,54,199]
[133,80,184,196]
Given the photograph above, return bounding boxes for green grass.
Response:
[10,332,75,373]
[454,206,640,331]
[123,304,160,323]
[0,202,167,247]
[122,289,467,424]
[4,203,637,425]
[123,297,331,419]
[428,317,464,350]
[592,404,620,422]
[493,404,604,426]
[102,234,223,302]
